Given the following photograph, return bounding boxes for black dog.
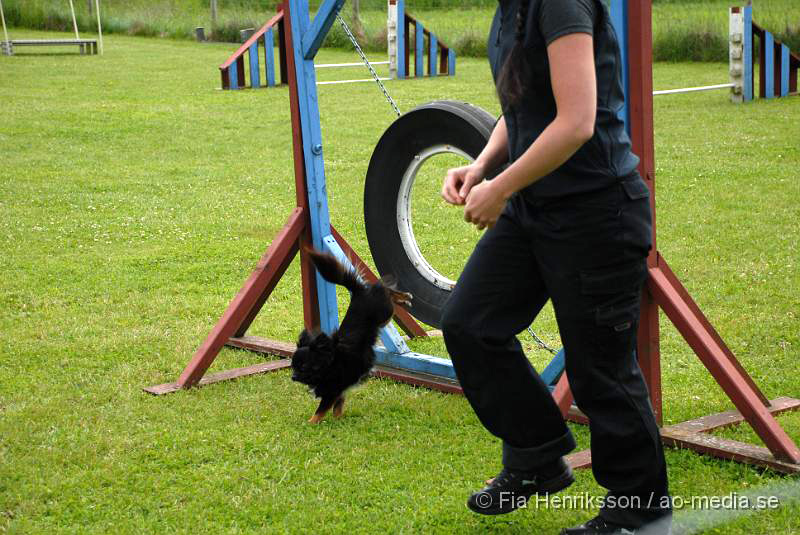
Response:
[291,248,412,424]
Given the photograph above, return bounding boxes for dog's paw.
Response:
[308,413,324,424]
[333,397,345,419]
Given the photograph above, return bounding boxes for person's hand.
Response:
[463,180,508,230]
[441,162,486,205]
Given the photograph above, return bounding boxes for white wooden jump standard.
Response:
[94,0,103,55]
[0,0,9,54]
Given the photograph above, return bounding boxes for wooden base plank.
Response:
[226,336,296,357]
[661,427,800,474]
[373,347,457,380]
[372,365,462,394]
[152,331,800,473]
[144,359,291,395]
[566,449,592,470]
[669,397,800,434]
[566,406,590,426]
[176,208,305,387]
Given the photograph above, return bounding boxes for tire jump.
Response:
[364,100,497,328]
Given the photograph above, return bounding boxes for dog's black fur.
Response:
[291,248,411,423]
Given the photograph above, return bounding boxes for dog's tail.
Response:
[305,247,364,293]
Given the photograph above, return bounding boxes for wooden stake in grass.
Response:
[94,0,103,55]
[0,0,10,51]
[69,0,80,40]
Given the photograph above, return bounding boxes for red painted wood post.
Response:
[552,373,574,419]
[236,55,246,87]
[176,209,306,387]
[280,0,320,331]
[649,262,800,463]
[439,45,447,75]
[175,0,314,388]
[626,0,662,423]
[278,13,289,86]
[650,256,770,407]
[404,14,411,78]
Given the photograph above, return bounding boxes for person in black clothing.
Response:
[440,1,672,534]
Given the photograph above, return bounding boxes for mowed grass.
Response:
[1,31,799,534]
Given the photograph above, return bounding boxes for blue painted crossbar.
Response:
[540,350,566,387]
[229,61,239,90]
[265,28,276,87]
[249,42,261,89]
[396,0,406,79]
[765,31,775,98]
[375,347,569,389]
[415,22,424,76]
[429,34,438,76]
[321,235,411,355]
[610,0,630,132]
[302,0,345,60]
[374,348,456,380]
[744,6,754,101]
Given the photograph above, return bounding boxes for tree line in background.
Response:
[2,0,798,62]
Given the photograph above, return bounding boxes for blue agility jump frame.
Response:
[286,0,641,390]
[148,0,800,476]
[285,0,495,384]
[730,5,800,102]
[392,0,456,79]
[150,0,635,399]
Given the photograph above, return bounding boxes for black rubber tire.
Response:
[364,100,496,328]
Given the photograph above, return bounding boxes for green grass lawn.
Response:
[1,31,799,534]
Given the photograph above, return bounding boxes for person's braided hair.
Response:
[496,1,531,108]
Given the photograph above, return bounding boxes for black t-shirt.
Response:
[488,0,642,199]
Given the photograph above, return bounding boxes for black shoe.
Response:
[466,458,574,515]
[560,516,637,534]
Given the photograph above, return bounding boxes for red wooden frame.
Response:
[147,0,800,475]
[145,0,427,396]
[613,1,800,471]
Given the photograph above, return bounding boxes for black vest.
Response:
[488,0,642,199]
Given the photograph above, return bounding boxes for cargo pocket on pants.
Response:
[578,260,648,363]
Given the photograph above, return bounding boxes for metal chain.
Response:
[338,14,552,355]
[336,14,401,117]
[527,327,558,355]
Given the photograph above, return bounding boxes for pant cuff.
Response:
[502,429,576,471]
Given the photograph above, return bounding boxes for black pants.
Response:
[441,179,671,527]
